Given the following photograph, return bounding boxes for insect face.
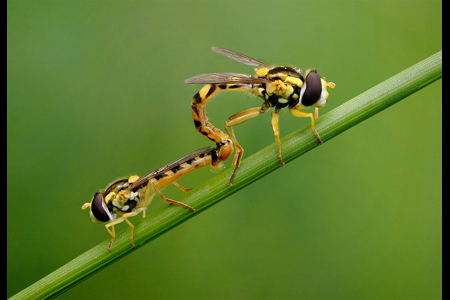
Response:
[89,192,115,223]
[300,69,335,108]
[301,70,323,106]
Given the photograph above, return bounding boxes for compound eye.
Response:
[302,70,322,106]
[90,192,111,223]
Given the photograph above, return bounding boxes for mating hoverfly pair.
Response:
[83,47,335,250]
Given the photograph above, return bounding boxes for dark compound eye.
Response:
[302,70,322,107]
[91,192,111,222]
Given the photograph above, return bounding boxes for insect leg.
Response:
[224,107,266,184]
[225,126,241,185]
[172,181,192,193]
[104,209,144,251]
[226,107,266,165]
[271,108,285,166]
[105,217,121,251]
[121,210,143,248]
[151,182,196,212]
[289,106,323,144]
[224,126,241,167]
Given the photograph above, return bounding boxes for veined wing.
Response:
[185,73,270,85]
[212,47,269,68]
[127,146,215,190]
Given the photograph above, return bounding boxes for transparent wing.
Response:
[185,72,270,85]
[212,47,269,68]
[128,147,215,189]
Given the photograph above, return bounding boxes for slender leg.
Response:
[105,209,143,251]
[225,126,242,167]
[105,207,145,251]
[152,182,195,212]
[224,107,266,185]
[225,126,242,186]
[172,181,192,193]
[271,108,285,166]
[289,106,323,144]
[122,213,137,247]
[226,107,265,166]
[105,220,118,251]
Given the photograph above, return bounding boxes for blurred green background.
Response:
[7,1,441,299]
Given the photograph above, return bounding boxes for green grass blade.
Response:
[9,50,441,300]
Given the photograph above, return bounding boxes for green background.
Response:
[8,1,441,299]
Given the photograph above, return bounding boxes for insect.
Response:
[186,47,336,185]
[82,143,232,250]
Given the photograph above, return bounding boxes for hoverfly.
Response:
[82,144,232,250]
[186,47,335,185]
